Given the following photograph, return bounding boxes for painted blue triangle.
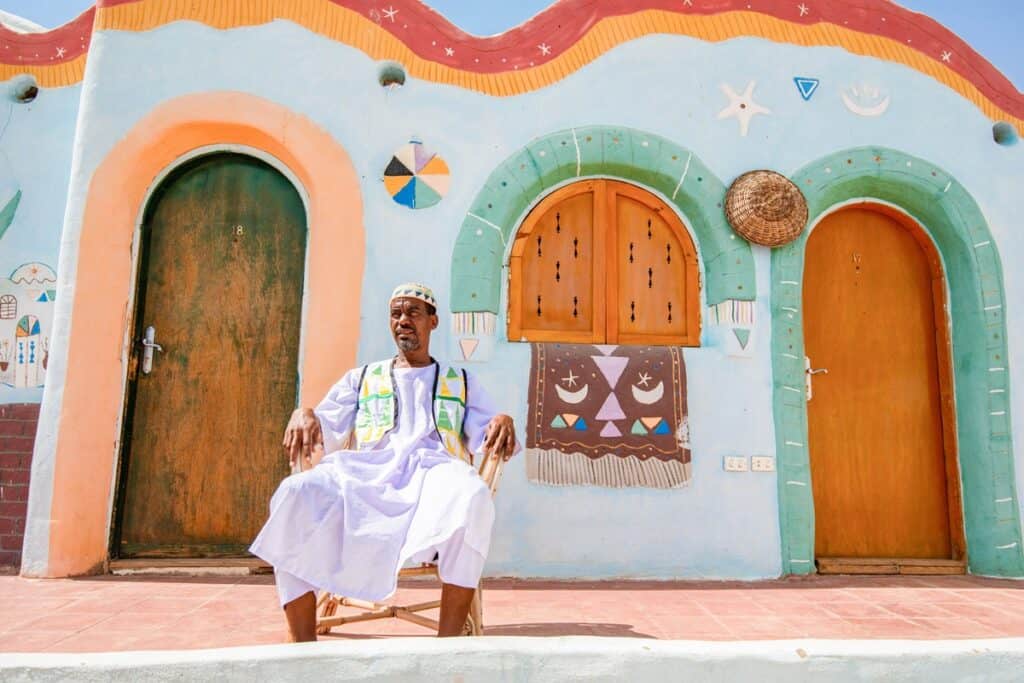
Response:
[392,178,417,208]
[574,418,588,431]
[794,77,820,101]
[653,420,672,435]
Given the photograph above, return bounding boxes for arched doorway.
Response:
[113,152,306,557]
[803,205,964,571]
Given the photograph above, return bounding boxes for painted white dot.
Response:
[539,150,546,157]
[906,161,912,167]
[825,167,832,174]
[476,229,483,236]
[432,40,436,46]
[641,140,649,147]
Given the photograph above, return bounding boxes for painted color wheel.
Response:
[384,141,450,209]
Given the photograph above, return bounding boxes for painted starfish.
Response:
[717,81,771,137]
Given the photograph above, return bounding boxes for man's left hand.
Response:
[483,414,517,461]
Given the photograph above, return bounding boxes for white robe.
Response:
[250,363,512,605]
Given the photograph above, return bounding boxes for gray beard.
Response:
[397,337,420,352]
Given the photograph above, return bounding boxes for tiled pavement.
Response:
[1,573,1023,652]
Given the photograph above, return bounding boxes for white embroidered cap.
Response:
[389,282,438,309]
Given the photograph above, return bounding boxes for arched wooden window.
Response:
[509,180,700,345]
[0,295,15,320]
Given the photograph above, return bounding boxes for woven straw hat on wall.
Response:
[724,170,809,247]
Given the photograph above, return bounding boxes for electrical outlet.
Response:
[723,456,748,472]
[751,456,776,472]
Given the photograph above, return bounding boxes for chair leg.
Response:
[316,593,339,635]
[463,586,483,636]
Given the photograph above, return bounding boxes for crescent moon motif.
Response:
[631,381,664,405]
[841,90,890,117]
[555,382,589,404]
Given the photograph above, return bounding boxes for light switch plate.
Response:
[751,456,776,472]
[723,456,748,472]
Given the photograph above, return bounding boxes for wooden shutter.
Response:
[509,179,699,345]
[608,182,700,346]
[509,181,605,343]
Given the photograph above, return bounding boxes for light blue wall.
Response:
[0,79,79,404]
[47,20,1023,578]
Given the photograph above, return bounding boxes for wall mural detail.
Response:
[451,311,496,362]
[841,84,891,117]
[717,81,771,137]
[0,188,20,242]
[793,77,820,101]
[384,139,450,209]
[707,299,756,356]
[0,262,56,389]
[526,343,691,489]
[16,0,1016,136]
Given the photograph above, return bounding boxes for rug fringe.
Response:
[526,449,691,489]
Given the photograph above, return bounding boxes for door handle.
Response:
[140,325,163,375]
[805,357,828,401]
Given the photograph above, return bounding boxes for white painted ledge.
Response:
[2,637,1023,681]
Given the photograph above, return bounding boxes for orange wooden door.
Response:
[115,153,305,557]
[804,207,953,559]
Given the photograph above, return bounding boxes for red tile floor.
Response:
[1,573,1023,652]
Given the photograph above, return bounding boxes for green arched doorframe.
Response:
[773,146,1024,577]
[449,126,756,316]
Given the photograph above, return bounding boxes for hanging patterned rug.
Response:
[526,343,691,489]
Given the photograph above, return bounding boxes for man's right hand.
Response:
[283,408,323,471]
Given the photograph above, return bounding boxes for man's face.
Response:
[390,297,438,353]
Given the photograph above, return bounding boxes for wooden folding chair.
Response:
[315,449,506,636]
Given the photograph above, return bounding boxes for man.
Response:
[250,283,517,640]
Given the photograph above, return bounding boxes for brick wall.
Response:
[0,403,40,570]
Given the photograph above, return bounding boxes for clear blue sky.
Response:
[4,0,1021,89]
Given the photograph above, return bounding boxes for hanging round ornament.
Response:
[724,170,808,247]
[383,140,450,209]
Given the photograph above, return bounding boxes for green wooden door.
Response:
[116,153,305,557]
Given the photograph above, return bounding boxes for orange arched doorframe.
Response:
[33,92,364,577]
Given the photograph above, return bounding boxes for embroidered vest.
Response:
[353,358,471,463]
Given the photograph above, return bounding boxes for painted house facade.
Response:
[1,0,1022,580]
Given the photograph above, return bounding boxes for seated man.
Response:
[250,283,518,641]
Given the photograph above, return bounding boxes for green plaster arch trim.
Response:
[450,126,755,314]
[772,146,1024,577]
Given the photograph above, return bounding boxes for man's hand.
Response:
[283,408,323,471]
[483,414,516,461]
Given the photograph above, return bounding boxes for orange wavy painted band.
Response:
[2,0,1022,129]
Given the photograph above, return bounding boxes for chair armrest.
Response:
[477,449,506,498]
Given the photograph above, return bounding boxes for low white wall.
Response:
[3,637,1024,682]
